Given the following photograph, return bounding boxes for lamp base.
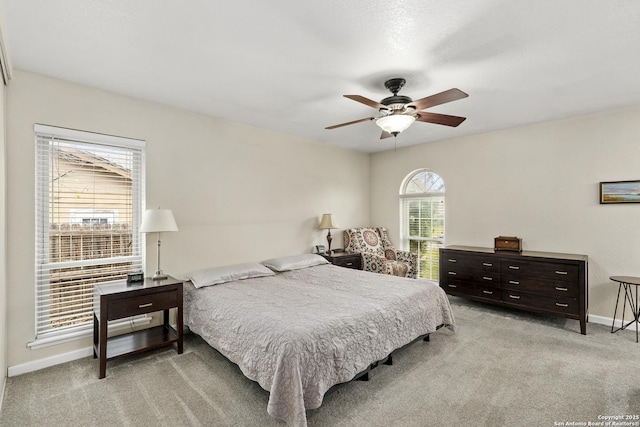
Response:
[152,271,168,281]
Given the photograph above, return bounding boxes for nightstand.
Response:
[321,252,362,270]
[93,276,183,378]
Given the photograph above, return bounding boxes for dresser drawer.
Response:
[441,252,499,272]
[441,279,474,296]
[107,290,178,320]
[501,290,578,316]
[473,285,501,301]
[502,274,578,298]
[501,259,578,282]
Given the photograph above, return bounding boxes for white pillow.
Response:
[261,254,329,272]
[189,262,275,288]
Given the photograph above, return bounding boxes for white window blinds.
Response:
[400,170,445,281]
[34,124,145,340]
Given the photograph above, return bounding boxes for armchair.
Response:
[343,227,418,278]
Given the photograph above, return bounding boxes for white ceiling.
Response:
[2,1,640,153]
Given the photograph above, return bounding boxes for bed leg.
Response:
[383,356,393,366]
[423,334,430,342]
[357,372,370,381]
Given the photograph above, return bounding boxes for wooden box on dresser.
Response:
[439,245,588,334]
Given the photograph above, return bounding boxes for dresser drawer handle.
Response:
[448,284,457,288]
[509,295,521,300]
[555,271,568,275]
[345,262,353,266]
[482,263,493,267]
[555,302,569,307]
[555,287,568,292]
[508,266,520,270]
[138,303,153,308]
[509,280,520,285]
[482,290,493,295]
[448,272,457,276]
[482,276,493,281]
[448,259,457,263]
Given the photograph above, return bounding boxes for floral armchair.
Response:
[343,227,418,279]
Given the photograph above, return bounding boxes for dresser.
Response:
[439,246,588,334]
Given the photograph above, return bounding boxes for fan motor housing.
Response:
[381,95,412,107]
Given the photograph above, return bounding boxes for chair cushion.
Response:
[344,227,384,256]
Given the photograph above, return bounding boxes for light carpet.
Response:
[1,297,638,427]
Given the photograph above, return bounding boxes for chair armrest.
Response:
[395,249,418,264]
[395,250,418,279]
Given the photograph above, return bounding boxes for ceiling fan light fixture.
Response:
[376,114,416,135]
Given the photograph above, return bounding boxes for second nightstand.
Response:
[93,276,183,379]
[321,252,362,270]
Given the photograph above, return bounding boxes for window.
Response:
[400,169,445,281]
[34,124,145,343]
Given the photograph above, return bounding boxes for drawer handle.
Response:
[555,287,568,292]
[555,302,569,307]
[448,259,457,263]
[448,284,457,288]
[482,276,493,281]
[482,263,493,267]
[345,262,353,266]
[482,290,493,295]
[138,303,153,308]
[508,266,520,270]
[509,280,520,285]
[448,272,457,276]
[555,271,568,275]
[509,295,521,300]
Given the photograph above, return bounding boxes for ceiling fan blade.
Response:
[380,131,393,139]
[344,95,388,110]
[416,112,467,127]
[407,88,468,111]
[325,117,375,130]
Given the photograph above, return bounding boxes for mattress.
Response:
[183,263,455,426]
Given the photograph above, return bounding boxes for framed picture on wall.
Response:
[600,180,640,204]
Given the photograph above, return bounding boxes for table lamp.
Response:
[140,208,178,280]
[318,213,340,254]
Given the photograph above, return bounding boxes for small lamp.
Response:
[318,213,340,254]
[140,208,178,280]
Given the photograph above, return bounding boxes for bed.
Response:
[183,255,455,426]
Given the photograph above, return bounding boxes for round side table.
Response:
[609,276,640,343]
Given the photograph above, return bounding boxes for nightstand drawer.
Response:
[333,255,361,269]
[107,290,178,320]
[322,252,362,270]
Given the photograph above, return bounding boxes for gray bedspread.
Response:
[183,263,455,426]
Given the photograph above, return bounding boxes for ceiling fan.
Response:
[325,78,468,139]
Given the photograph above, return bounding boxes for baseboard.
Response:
[9,320,178,377]
[588,313,617,329]
[8,346,93,377]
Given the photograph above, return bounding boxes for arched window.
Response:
[400,169,445,280]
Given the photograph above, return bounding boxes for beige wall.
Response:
[370,106,640,321]
[1,64,7,392]
[6,69,370,367]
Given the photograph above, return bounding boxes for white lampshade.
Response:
[318,213,339,230]
[140,209,178,233]
[376,114,416,135]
